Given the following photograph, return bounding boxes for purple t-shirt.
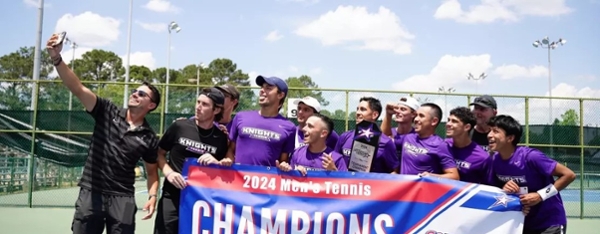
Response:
[398,133,457,175]
[445,138,492,185]
[391,128,416,157]
[229,111,296,166]
[290,146,348,172]
[491,146,566,230]
[294,126,339,151]
[334,130,399,173]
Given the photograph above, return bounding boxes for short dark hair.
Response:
[488,115,522,146]
[277,87,286,111]
[359,97,383,121]
[142,81,160,112]
[450,107,476,132]
[311,112,334,138]
[421,102,442,126]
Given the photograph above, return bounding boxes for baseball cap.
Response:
[256,75,288,96]
[200,87,225,106]
[470,95,497,109]
[293,96,321,112]
[214,84,240,100]
[398,96,420,111]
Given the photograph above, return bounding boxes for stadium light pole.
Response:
[31,0,44,111]
[195,62,207,97]
[438,86,456,117]
[123,0,134,108]
[467,73,487,94]
[165,21,181,114]
[533,36,566,157]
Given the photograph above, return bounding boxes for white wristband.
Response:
[536,184,558,201]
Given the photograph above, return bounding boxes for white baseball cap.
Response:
[398,96,420,111]
[293,96,321,112]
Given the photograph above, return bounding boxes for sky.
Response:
[2,0,600,125]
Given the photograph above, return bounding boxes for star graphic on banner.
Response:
[356,124,379,142]
[488,193,517,210]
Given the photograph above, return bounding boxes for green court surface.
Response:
[0,183,598,234]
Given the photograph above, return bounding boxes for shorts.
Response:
[71,188,138,234]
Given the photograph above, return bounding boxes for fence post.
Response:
[27,81,41,208]
[578,98,584,219]
[344,90,349,132]
[524,97,530,145]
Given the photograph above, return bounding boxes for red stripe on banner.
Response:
[405,183,471,233]
[186,166,453,203]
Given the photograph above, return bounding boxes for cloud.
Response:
[393,54,494,92]
[120,52,157,70]
[135,20,167,33]
[265,30,284,42]
[294,5,415,54]
[143,0,181,13]
[248,71,260,87]
[54,12,121,47]
[434,0,574,24]
[501,83,600,125]
[392,54,548,93]
[23,0,51,8]
[492,65,548,80]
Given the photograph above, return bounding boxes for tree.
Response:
[286,75,329,106]
[205,58,256,112]
[129,65,153,82]
[0,47,53,110]
[559,109,579,126]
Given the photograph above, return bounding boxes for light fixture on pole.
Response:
[438,86,456,118]
[533,36,566,157]
[123,0,134,108]
[165,21,181,114]
[467,72,487,94]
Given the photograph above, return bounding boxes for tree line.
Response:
[0,46,357,119]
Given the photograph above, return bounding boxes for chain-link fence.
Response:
[1,79,599,218]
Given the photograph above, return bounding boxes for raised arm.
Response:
[46,33,97,112]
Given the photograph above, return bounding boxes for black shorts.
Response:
[153,195,180,234]
[71,188,138,234]
[523,225,567,234]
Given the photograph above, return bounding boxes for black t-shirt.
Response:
[471,129,491,154]
[158,119,228,197]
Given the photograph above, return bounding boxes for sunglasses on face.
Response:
[131,89,155,102]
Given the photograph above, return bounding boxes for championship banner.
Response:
[179,158,524,234]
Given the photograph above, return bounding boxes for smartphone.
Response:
[53,31,67,46]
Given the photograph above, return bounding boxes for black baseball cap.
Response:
[470,95,497,109]
[214,84,240,100]
[201,87,225,106]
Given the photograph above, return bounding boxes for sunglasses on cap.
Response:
[131,89,155,102]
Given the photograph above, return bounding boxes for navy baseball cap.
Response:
[256,75,288,96]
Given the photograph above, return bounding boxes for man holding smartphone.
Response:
[46,33,161,234]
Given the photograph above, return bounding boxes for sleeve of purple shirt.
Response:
[288,147,302,168]
[526,148,557,177]
[480,155,495,186]
[228,114,240,142]
[326,131,340,150]
[381,138,400,172]
[282,125,296,155]
[334,152,348,172]
[333,132,347,155]
[435,143,458,170]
